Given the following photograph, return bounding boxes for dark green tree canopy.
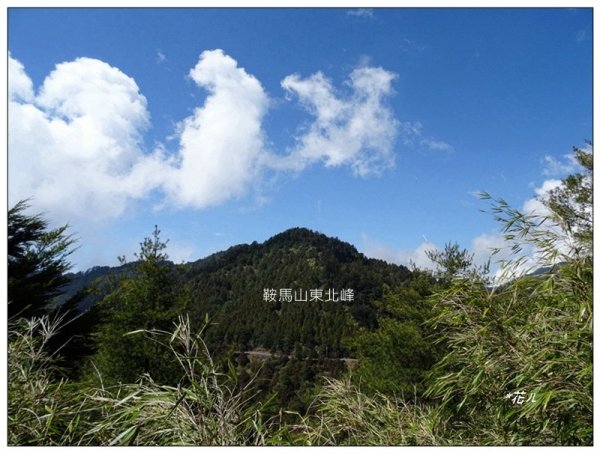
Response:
[545,144,593,256]
[92,226,184,384]
[8,200,76,319]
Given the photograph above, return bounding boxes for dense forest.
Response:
[7,146,592,446]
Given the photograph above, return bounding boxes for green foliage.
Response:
[425,243,489,286]
[425,247,592,445]
[8,200,76,318]
[7,315,91,445]
[182,227,412,357]
[349,275,438,396]
[290,377,447,445]
[545,144,593,255]
[8,315,275,446]
[91,226,186,384]
[82,315,275,445]
[424,146,593,445]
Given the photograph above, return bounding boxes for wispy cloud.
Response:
[541,153,579,177]
[166,240,197,264]
[397,121,454,154]
[576,29,588,42]
[279,66,399,176]
[420,138,454,153]
[347,9,374,19]
[156,50,166,63]
[398,38,427,53]
[361,234,438,270]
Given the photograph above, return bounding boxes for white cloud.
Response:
[156,50,166,63]
[470,232,505,266]
[8,53,34,102]
[398,38,427,53]
[363,230,530,284]
[10,49,447,223]
[166,241,197,264]
[280,66,398,176]
[474,176,577,282]
[522,178,583,263]
[541,153,579,177]
[361,234,437,270]
[364,232,506,277]
[522,178,562,217]
[8,55,161,222]
[8,50,272,219]
[347,9,374,19]
[363,156,584,283]
[420,137,454,152]
[162,49,270,208]
[470,231,514,278]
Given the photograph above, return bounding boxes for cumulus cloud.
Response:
[280,66,398,176]
[8,53,34,102]
[161,49,270,208]
[11,50,447,222]
[8,54,162,222]
[9,50,273,219]
[522,178,562,218]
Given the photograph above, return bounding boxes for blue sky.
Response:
[7,7,593,271]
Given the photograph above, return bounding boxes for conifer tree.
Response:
[92,226,184,384]
[8,200,76,319]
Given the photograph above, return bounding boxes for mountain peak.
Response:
[265,227,355,251]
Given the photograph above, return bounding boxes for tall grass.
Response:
[8,314,275,446]
[7,314,92,445]
[423,198,593,445]
[287,376,447,446]
[82,315,274,445]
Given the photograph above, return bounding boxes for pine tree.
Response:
[8,200,76,319]
[91,226,185,384]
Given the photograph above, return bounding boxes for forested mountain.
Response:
[60,227,413,356]
[49,227,427,411]
[181,227,413,354]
